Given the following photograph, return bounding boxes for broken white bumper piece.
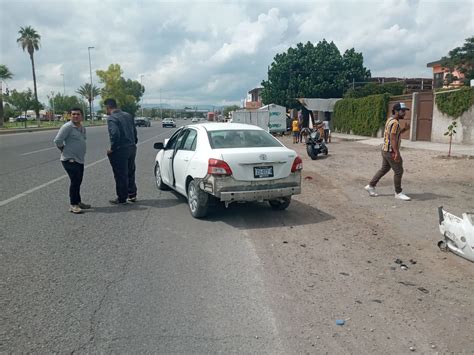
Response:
[438,206,474,262]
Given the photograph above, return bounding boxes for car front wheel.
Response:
[269,196,291,210]
[187,180,209,218]
[154,163,169,190]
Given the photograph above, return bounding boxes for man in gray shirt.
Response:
[104,98,138,204]
[53,107,91,214]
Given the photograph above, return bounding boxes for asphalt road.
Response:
[0,121,286,352]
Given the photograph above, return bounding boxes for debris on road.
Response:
[336,319,345,326]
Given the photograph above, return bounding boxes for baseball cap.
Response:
[393,102,410,111]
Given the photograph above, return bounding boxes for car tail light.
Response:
[291,156,303,172]
[208,158,233,176]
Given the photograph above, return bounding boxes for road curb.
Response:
[0,124,107,135]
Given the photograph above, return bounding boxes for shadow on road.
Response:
[89,198,181,214]
[375,192,452,201]
[207,199,335,230]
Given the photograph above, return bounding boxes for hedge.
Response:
[435,87,474,118]
[333,93,390,136]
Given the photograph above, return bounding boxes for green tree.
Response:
[77,83,100,120]
[49,93,84,115]
[5,88,35,127]
[344,82,404,98]
[96,64,144,116]
[0,64,13,127]
[440,36,474,86]
[17,26,41,120]
[223,105,240,118]
[261,40,371,108]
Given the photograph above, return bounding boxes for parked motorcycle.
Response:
[306,130,328,160]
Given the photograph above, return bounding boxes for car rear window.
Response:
[208,130,282,149]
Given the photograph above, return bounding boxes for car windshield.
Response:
[208,129,282,149]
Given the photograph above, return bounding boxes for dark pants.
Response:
[369,151,404,194]
[324,129,329,143]
[61,161,84,205]
[108,145,137,202]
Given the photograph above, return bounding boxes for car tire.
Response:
[306,145,318,160]
[187,180,209,218]
[154,163,169,190]
[269,196,291,210]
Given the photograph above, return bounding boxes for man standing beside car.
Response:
[104,98,138,204]
[53,107,91,214]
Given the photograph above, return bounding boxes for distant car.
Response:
[183,117,188,120]
[135,116,151,127]
[153,123,302,218]
[191,117,199,123]
[162,118,176,128]
[15,115,28,122]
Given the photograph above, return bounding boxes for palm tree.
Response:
[17,26,41,121]
[0,64,13,127]
[77,83,100,120]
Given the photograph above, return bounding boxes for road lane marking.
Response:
[21,147,57,156]
[0,131,171,207]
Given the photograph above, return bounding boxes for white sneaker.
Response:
[69,205,83,214]
[365,185,378,197]
[395,192,411,201]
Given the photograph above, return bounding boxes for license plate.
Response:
[254,166,273,178]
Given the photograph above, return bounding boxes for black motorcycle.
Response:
[306,130,328,160]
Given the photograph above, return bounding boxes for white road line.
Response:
[21,147,57,156]
[0,131,171,207]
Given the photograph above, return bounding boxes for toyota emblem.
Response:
[259,154,268,160]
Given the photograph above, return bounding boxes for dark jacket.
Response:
[107,109,138,151]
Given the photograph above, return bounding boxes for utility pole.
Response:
[160,88,163,119]
[61,73,65,95]
[88,46,95,121]
[140,74,144,117]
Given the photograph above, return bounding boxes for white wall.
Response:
[431,102,474,145]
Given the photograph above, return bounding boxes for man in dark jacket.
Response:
[105,98,138,204]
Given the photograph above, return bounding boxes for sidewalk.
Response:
[332,133,474,157]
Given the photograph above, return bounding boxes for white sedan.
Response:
[153,123,302,218]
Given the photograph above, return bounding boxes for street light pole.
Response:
[160,88,163,119]
[60,73,65,95]
[88,46,95,121]
[140,74,144,117]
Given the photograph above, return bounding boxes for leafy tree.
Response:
[17,26,41,120]
[223,105,240,118]
[5,88,35,127]
[261,40,371,108]
[77,83,100,120]
[440,36,474,86]
[0,64,13,127]
[96,64,144,116]
[344,82,404,98]
[49,93,84,115]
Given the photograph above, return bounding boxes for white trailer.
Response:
[231,110,270,131]
[259,104,287,134]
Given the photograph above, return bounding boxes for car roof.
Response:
[188,123,265,132]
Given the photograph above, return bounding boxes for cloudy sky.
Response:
[1,0,472,107]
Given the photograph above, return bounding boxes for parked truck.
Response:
[231,103,287,134]
[259,104,287,134]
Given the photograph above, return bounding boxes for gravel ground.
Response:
[238,135,474,353]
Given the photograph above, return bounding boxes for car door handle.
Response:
[183,158,190,162]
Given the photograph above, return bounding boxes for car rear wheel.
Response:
[187,180,209,218]
[269,196,291,210]
[154,163,169,190]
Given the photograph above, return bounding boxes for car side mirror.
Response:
[154,142,164,150]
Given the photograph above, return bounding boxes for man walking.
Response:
[54,107,91,213]
[104,98,138,205]
[365,102,411,201]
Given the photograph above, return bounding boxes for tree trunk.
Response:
[0,81,4,128]
[448,135,452,157]
[89,98,93,123]
[29,51,40,123]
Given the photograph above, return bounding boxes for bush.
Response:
[435,87,474,118]
[333,93,390,136]
[344,82,404,98]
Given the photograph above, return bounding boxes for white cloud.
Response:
[1,0,472,106]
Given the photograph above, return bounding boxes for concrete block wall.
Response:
[431,102,474,145]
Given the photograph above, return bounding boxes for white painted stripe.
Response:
[21,147,57,156]
[0,131,172,207]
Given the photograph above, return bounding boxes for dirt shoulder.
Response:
[246,136,474,353]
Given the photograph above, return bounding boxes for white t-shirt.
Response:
[323,121,330,130]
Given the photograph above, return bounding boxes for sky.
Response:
[1,0,473,107]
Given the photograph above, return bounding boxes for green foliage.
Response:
[5,88,35,114]
[444,120,458,137]
[49,93,84,114]
[440,36,474,85]
[77,83,100,103]
[261,40,370,108]
[96,64,144,116]
[223,105,240,118]
[436,87,474,118]
[344,82,404,98]
[333,93,390,136]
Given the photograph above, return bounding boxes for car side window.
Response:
[166,129,182,149]
[175,130,188,150]
[182,129,198,151]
